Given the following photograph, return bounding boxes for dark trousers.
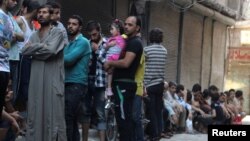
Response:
[162,108,171,132]
[0,71,9,117]
[112,81,137,141]
[65,83,87,141]
[132,95,144,141]
[15,56,31,111]
[9,60,19,103]
[145,83,164,139]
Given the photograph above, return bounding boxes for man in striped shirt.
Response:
[144,28,167,141]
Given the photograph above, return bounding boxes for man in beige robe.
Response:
[21,4,66,141]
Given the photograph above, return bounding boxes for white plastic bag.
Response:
[186,119,193,133]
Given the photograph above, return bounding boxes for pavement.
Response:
[163,133,207,141]
[16,130,208,141]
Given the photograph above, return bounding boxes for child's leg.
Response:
[107,74,112,89]
[105,73,113,97]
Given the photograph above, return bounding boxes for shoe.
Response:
[161,133,171,139]
[105,88,113,96]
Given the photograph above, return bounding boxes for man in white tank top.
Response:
[14,0,40,135]
[16,1,40,48]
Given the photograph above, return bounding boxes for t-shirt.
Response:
[144,44,167,87]
[211,101,225,122]
[113,36,143,80]
[8,13,24,61]
[135,52,145,96]
[0,9,13,72]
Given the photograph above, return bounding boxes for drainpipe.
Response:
[208,20,215,86]
[177,11,184,83]
[223,25,230,91]
[200,16,207,85]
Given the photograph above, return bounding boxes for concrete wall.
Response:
[226,27,250,114]
[242,0,250,19]
[217,0,228,6]
[227,0,240,11]
[229,28,241,47]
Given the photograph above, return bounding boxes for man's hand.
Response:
[10,111,23,121]
[91,42,98,51]
[143,87,148,97]
[106,41,116,49]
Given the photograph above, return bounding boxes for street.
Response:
[16,129,208,141]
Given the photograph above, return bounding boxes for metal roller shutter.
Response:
[149,2,180,83]
[210,21,227,90]
[201,18,213,89]
[181,11,203,89]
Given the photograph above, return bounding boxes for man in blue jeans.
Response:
[81,20,107,141]
[64,15,91,141]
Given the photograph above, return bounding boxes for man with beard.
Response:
[81,21,107,141]
[104,16,143,141]
[21,4,67,141]
[63,15,91,141]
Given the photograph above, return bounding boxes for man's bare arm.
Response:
[104,52,136,69]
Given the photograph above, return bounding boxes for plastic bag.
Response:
[186,119,194,133]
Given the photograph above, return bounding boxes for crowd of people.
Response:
[0,0,246,141]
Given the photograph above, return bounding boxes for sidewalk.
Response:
[16,130,208,141]
[162,133,207,141]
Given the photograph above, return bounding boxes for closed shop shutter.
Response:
[149,2,180,82]
[60,0,115,36]
[181,11,203,89]
[201,18,213,89]
[210,21,227,90]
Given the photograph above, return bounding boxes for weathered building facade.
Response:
[35,0,248,113]
[226,21,250,114]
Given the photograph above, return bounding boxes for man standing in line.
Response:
[6,0,24,102]
[0,0,23,140]
[15,0,40,115]
[21,4,67,141]
[81,20,107,141]
[144,28,167,140]
[64,15,91,141]
[104,16,143,141]
[0,0,15,119]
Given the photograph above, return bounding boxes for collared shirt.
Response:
[95,38,107,87]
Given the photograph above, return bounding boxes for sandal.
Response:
[161,133,171,139]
